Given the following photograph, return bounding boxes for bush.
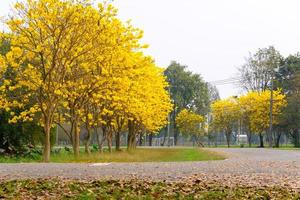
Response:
[92,144,98,152]
[34,126,57,148]
[20,146,42,160]
[64,146,72,153]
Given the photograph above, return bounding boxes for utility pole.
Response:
[207,113,210,146]
[167,87,171,147]
[268,73,274,148]
[56,125,59,146]
[167,112,171,147]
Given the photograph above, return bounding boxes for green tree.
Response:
[238,46,283,92]
[238,46,283,147]
[206,83,220,146]
[165,61,209,145]
[276,54,300,147]
[0,37,28,152]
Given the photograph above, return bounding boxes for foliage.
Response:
[0,110,24,152]
[211,97,240,147]
[0,105,50,154]
[176,109,206,146]
[282,92,300,147]
[0,179,298,199]
[176,109,205,135]
[275,55,300,147]
[0,0,172,161]
[211,90,286,147]
[239,90,287,134]
[207,83,220,103]
[165,61,209,114]
[238,46,283,92]
[211,97,240,132]
[0,36,37,152]
[164,61,210,145]
[276,54,300,93]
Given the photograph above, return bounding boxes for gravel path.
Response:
[1,148,300,188]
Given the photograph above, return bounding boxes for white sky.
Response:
[1,0,300,98]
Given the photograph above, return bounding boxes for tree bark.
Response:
[225,130,231,148]
[259,133,264,148]
[74,122,80,157]
[291,129,300,147]
[172,105,178,146]
[148,133,153,146]
[95,128,101,152]
[174,124,179,146]
[43,123,51,162]
[247,131,252,147]
[139,133,143,146]
[127,120,136,150]
[195,136,204,147]
[274,131,281,148]
[84,126,91,154]
[99,127,107,153]
[115,131,121,151]
[107,137,112,153]
[160,128,167,146]
[107,129,112,153]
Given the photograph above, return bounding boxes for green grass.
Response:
[207,144,300,149]
[206,145,246,148]
[0,147,225,163]
[0,179,298,199]
[272,147,300,150]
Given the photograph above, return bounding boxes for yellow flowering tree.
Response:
[1,0,107,161]
[176,109,205,147]
[239,90,286,147]
[0,0,172,160]
[125,54,172,150]
[54,3,146,156]
[211,97,240,147]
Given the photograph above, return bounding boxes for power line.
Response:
[209,77,240,83]
[208,77,242,85]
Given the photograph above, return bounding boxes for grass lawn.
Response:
[0,179,298,200]
[0,147,225,163]
[272,147,300,150]
[207,144,300,149]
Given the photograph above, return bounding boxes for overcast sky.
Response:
[1,0,300,98]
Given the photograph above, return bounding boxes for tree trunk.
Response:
[84,127,91,154]
[259,133,264,148]
[274,131,281,148]
[127,120,136,150]
[107,129,112,153]
[149,133,153,146]
[225,131,231,148]
[107,137,112,153]
[246,131,252,147]
[195,136,204,147]
[207,134,211,147]
[174,125,179,146]
[295,132,300,148]
[43,123,51,162]
[95,128,101,152]
[74,123,80,157]
[161,128,167,146]
[115,131,121,151]
[99,127,107,153]
[139,133,143,146]
[172,105,178,146]
[291,129,300,147]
